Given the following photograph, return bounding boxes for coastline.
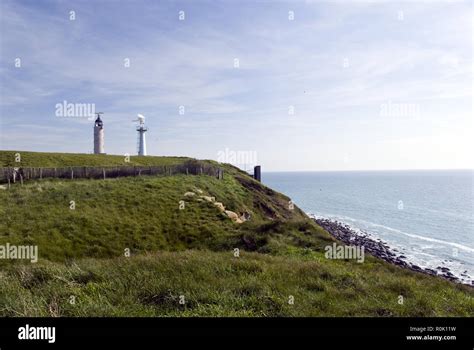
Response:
[312,216,474,287]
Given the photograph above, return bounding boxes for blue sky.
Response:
[0,0,472,171]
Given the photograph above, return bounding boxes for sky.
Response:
[0,0,472,171]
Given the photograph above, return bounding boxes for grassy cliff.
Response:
[0,151,472,316]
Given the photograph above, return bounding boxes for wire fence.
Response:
[0,160,224,186]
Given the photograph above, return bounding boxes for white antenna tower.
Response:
[132,114,148,156]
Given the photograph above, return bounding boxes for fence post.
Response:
[254,165,261,182]
[71,167,74,179]
[40,168,42,180]
[103,168,106,180]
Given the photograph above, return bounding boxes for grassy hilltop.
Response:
[0,151,473,316]
[0,151,192,168]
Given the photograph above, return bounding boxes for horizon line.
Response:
[262,168,474,173]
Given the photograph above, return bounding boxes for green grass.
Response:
[0,150,191,167]
[0,251,472,317]
[0,150,473,316]
[0,173,317,261]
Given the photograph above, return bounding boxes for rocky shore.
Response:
[313,217,473,286]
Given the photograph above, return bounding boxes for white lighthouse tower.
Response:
[93,112,105,154]
[133,114,148,156]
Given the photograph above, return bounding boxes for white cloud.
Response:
[0,0,471,170]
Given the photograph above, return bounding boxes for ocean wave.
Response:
[309,212,474,284]
[308,212,474,253]
[369,223,474,253]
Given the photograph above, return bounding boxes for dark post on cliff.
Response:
[254,165,261,182]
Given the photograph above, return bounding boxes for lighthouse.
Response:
[93,112,105,154]
[133,114,148,156]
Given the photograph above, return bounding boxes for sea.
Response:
[263,170,474,284]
